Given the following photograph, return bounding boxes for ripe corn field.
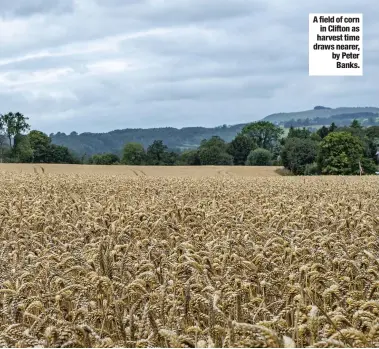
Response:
[1,167,379,347]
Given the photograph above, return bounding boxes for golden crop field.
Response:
[0,166,379,347]
[0,164,282,177]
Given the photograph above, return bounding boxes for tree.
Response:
[199,147,233,165]
[241,121,284,151]
[0,112,30,149]
[161,151,179,165]
[146,140,168,165]
[122,142,146,165]
[47,144,78,163]
[14,113,30,145]
[0,118,7,163]
[1,113,16,148]
[317,126,330,139]
[0,135,6,162]
[310,132,322,142]
[3,129,77,164]
[246,148,272,166]
[198,136,233,165]
[281,138,318,175]
[177,150,201,165]
[329,122,338,132]
[287,127,311,139]
[28,130,51,162]
[366,126,379,163]
[361,157,378,173]
[317,132,368,175]
[227,133,256,165]
[366,126,379,140]
[200,136,228,151]
[334,125,374,161]
[350,119,363,129]
[13,134,33,163]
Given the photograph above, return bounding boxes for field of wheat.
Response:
[0,170,379,347]
[0,164,282,177]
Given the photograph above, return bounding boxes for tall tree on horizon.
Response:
[240,121,284,152]
[0,112,30,149]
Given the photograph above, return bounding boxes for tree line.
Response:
[84,121,285,167]
[0,112,79,164]
[119,120,379,175]
[281,121,379,175]
[1,112,378,175]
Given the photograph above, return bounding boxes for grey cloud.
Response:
[0,51,119,73]
[0,92,29,112]
[135,75,287,102]
[94,0,147,7]
[95,0,266,25]
[0,0,74,18]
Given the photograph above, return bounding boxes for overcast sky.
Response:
[0,0,378,134]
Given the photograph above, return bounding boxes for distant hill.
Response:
[263,106,379,123]
[50,106,379,156]
[51,124,247,157]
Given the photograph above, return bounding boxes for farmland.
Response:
[0,164,281,177]
[0,166,378,347]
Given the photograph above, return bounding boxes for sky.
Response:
[0,0,378,134]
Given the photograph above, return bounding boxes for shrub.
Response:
[275,168,292,176]
[246,148,272,166]
[304,162,319,176]
[281,138,318,175]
